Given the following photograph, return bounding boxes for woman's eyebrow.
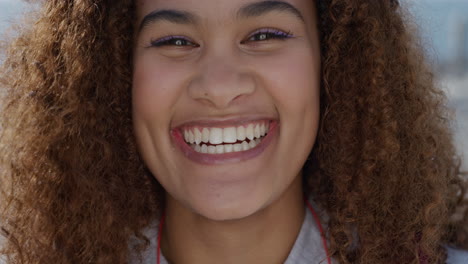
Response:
[138,10,197,33]
[138,1,305,34]
[237,1,305,23]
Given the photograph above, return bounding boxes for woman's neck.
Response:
[161,175,305,264]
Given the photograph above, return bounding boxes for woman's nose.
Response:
[187,52,256,109]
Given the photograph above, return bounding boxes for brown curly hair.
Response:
[0,0,466,263]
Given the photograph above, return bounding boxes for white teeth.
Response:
[202,128,210,143]
[224,144,233,153]
[233,143,242,152]
[192,140,262,154]
[237,126,246,141]
[241,141,249,151]
[194,128,202,144]
[223,127,237,143]
[215,145,224,154]
[208,146,216,154]
[209,128,223,144]
[260,123,266,137]
[254,124,261,139]
[188,130,195,144]
[246,124,254,140]
[183,121,271,152]
[194,144,201,152]
[201,144,208,153]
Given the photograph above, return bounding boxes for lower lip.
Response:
[171,121,278,165]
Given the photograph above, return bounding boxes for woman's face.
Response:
[132,0,321,220]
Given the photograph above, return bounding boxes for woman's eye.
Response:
[150,36,199,48]
[242,29,293,43]
[148,29,292,48]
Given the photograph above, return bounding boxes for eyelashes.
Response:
[150,35,199,48]
[149,28,293,48]
[241,28,293,43]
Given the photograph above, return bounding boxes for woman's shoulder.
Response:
[445,245,468,264]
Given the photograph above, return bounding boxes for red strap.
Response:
[305,199,333,264]
[156,211,165,264]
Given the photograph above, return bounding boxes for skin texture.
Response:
[132,1,320,262]
[0,0,467,264]
[133,0,320,222]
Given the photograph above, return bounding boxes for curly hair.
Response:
[0,0,466,263]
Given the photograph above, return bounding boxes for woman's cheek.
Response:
[254,48,319,109]
[132,58,184,115]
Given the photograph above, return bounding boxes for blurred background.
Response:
[410,0,468,171]
[0,0,467,169]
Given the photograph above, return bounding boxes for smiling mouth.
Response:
[181,121,270,155]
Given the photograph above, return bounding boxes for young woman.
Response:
[1,0,467,263]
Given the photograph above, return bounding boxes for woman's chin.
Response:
[193,201,265,222]
[179,190,271,222]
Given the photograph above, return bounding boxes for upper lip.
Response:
[171,116,278,130]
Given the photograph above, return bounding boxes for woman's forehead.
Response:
[134,0,317,26]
